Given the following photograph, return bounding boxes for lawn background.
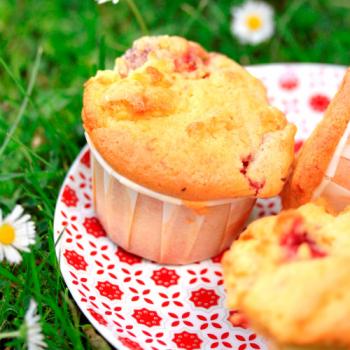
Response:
[1,0,350,349]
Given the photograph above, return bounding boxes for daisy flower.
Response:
[0,299,46,350]
[96,0,119,4]
[22,300,47,350]
[0,205,36,264]
[231,1,275,45]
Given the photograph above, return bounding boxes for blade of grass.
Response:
[8,133,51,167]
[0,265,23,286]
[180,0,209,37]
[0,56,27,97]
[124,0,149,35]
[0,170,64,182]
[98,35,106,70]
[271,0,305,60]
[28,253,42,302]
[24,177,54,212]
[0,46,43,157]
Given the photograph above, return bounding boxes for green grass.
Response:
[1,0,350,348]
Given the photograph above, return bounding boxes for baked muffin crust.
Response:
[83,35,296,201]
[223,202,350,347]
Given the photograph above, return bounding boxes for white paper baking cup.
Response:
[313,122,350,212]
[86,133,255,264]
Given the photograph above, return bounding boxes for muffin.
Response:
[282,69,350,212]
[223,201,350,350]
[82,35,296,264]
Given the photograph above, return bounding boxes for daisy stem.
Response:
[0,330,20,340]
[124,0,149,35]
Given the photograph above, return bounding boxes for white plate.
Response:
[54,64,346,350]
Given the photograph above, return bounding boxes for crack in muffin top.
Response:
[83,35,296,201]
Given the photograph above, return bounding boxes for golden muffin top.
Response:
[83,35,295,201]
[223,202,350,348]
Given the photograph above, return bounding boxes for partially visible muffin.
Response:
[223,201,350,349]
[282,69,350,211]
[83,35,296,201]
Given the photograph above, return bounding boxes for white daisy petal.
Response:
[231,0,275,45]
[24,300,47,350]
[12,242,31,252]
[96,0,119,4]
[4,245,22,264]
[14,214,32,225]
[0,245,4,262]
[0,204,37,264]
[5,205,24,224]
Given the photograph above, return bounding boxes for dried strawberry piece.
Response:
[174,47,208,73]
[229,310,249,328]
[280,217,327,259]
[240,154,252,175]
[174,52,197,72]
[248,178,265,196]
[123,47,151,72]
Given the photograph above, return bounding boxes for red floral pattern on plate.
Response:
[208,331,232,348]
[132,308,162,327]
[151,268,180,287]
[279,71,299,90]
[309,93,330,112]
[189,288,220,309]
[83,217,106,238]
[80,149,91,168]
[116,247,142,265]
[64,250,88,271]
[61,185,78,207]
[118,336,144,350]
[197,313,222,330]
[88,308,108,326]
[168,312,193,327]
[236,334,261,350]
[211,250,226,263]
[172,331,202,350]
[96,281,123,300]
[54,64,345,350]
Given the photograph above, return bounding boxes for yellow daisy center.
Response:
[0,223,16,245]
[246,14,263,31]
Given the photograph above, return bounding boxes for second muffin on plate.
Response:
[82,35,296,264]
[223,201,350,350]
